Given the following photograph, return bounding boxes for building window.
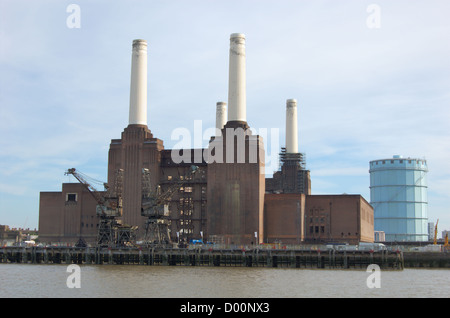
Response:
[65,193,78,205]
[67,193,77,201]
[167,176,172,181]
[184,186,193,193]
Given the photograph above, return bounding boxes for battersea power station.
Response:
[39,34,374,247]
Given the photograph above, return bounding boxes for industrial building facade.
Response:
[39,35,374,246]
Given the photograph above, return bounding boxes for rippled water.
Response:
[0,264,448,298]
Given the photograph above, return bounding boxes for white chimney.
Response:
[227,33,246,123]
[286,99,298,153]
[129,39,148,126]
[216,102,227,135]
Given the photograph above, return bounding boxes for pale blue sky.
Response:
[1,0,449,235]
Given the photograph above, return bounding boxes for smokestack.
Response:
[227,33,246,123]
[216,102,227,135]
[129,39,148,126]
[286,99,298,153]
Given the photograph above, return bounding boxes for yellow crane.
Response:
[444,232,448,249]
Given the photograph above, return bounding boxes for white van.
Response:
[358,242,387,251]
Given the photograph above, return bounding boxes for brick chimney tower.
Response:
[107,40,163,234]
[207,34,265,245]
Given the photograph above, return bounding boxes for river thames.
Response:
[0,263,448,298]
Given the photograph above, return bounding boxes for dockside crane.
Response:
[65,168,136,248]
[141,165,198,247]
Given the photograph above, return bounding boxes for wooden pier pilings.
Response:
[0,246,405,270]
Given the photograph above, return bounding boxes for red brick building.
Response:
[38,36,374,246]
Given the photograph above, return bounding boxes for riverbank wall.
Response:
[0,246,409,270]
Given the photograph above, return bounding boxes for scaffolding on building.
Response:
[141,165,199,247]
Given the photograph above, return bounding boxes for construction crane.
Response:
[433,219,439,245]
[445,233,449,248]
[141,165,198,247]
[65,168,136,248]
